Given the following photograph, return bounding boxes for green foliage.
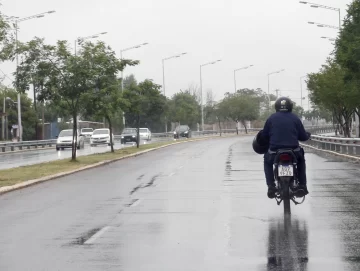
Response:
[218,91,260,133]
[168,91,200,129]
[307,58,354,136]
[15,38,138,158]
[0,86,36,140]
[122,79,167,146]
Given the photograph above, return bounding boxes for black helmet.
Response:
[275,96,293,112]
[252,130,269,155]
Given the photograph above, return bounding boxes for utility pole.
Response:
[275,89,280,98]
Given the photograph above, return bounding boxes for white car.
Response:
[56,129,85,151]
[80,128,93,140]
[139,128,152,141]
[90,128,114,146]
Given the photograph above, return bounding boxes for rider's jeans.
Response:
[263,148,307,186]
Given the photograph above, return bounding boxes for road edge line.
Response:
[0,133,247,195]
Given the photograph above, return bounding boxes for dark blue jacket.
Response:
[262,112,310,151]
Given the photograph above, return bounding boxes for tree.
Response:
[218,92,260,133]
[335,0,360,135]
[16,39,137,160]
[307,58,354,137]
[122,79,166,147]
[292,104,305,118]
[15,37,54,139]
[0,86,36,140]
[0,14,15,62]
[168,90,200,129]
[123,74,137,89]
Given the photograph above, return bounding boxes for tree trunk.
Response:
[106,115,114,153]
[355,109,360,138]
[136,113,140,148]
[218,117,222,136]
[241,120,248,134]
[33,83,38,140]
[71,114,77,161]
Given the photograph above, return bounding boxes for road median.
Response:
[0,133,247,195]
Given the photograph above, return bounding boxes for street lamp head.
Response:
[100,32,107,35]
[308,21,315,24]
[91,35,99,39]
[182,52,187,55]
[48,10,56,14]
[36,15,45,18]
[217,59,222,62]
[299,1,308,4]
[142,42,149,45]
[317,24,324,27]
[310,5,319,8]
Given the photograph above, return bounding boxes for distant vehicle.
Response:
[56,129,85,151]
[139,128,152,141]
[120,128,138,144]
[90,128,114,146]
[174,125,192,139]
[80,128,93,139]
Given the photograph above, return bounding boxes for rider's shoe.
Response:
[295,184,309,197]
[267,184,277,199]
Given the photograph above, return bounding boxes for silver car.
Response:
[139,128,152,141]
[56,129,85,151]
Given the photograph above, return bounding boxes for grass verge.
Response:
[0,141,175,188]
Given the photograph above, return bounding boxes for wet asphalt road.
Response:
[0,139,160,170]
[0,136,360,270]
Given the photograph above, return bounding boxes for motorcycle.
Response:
[272,148,306,214]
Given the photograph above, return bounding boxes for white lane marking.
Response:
[131,199,142,207]
[84,226,111,245]
[169,172,175,177]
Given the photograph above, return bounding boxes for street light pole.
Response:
[120,42,148,128]
[75,32,107,56]
[308,21,340,30]
[13,10,56,142]
[300,76,307,108]
[162,52,187,96]
[200,59,221,131]
[300,1,341,29]
[120,42,148,92]
[234,65,254,93]
[267,69,285,108]
[162,52,187,133]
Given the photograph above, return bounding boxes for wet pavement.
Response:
[0,136,360,270]
[0,139,159,170]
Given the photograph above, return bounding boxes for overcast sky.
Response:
[0,0,352,110]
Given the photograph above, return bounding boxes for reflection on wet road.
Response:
[0,136,360,270]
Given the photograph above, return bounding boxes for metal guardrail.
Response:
[0,139,56,152]
[0,125,335,153]
[305,135,360,156]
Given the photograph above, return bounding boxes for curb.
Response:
[301,142,360,161]
[0,133,246,195]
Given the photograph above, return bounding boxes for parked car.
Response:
[174,125,192,139]
[56,129,85,151]
[120,128,138,144]
[139,128,152,141]
[80,128,93,140]
[90,128,114,146]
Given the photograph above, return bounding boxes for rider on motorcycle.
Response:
[254,97,310,199]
